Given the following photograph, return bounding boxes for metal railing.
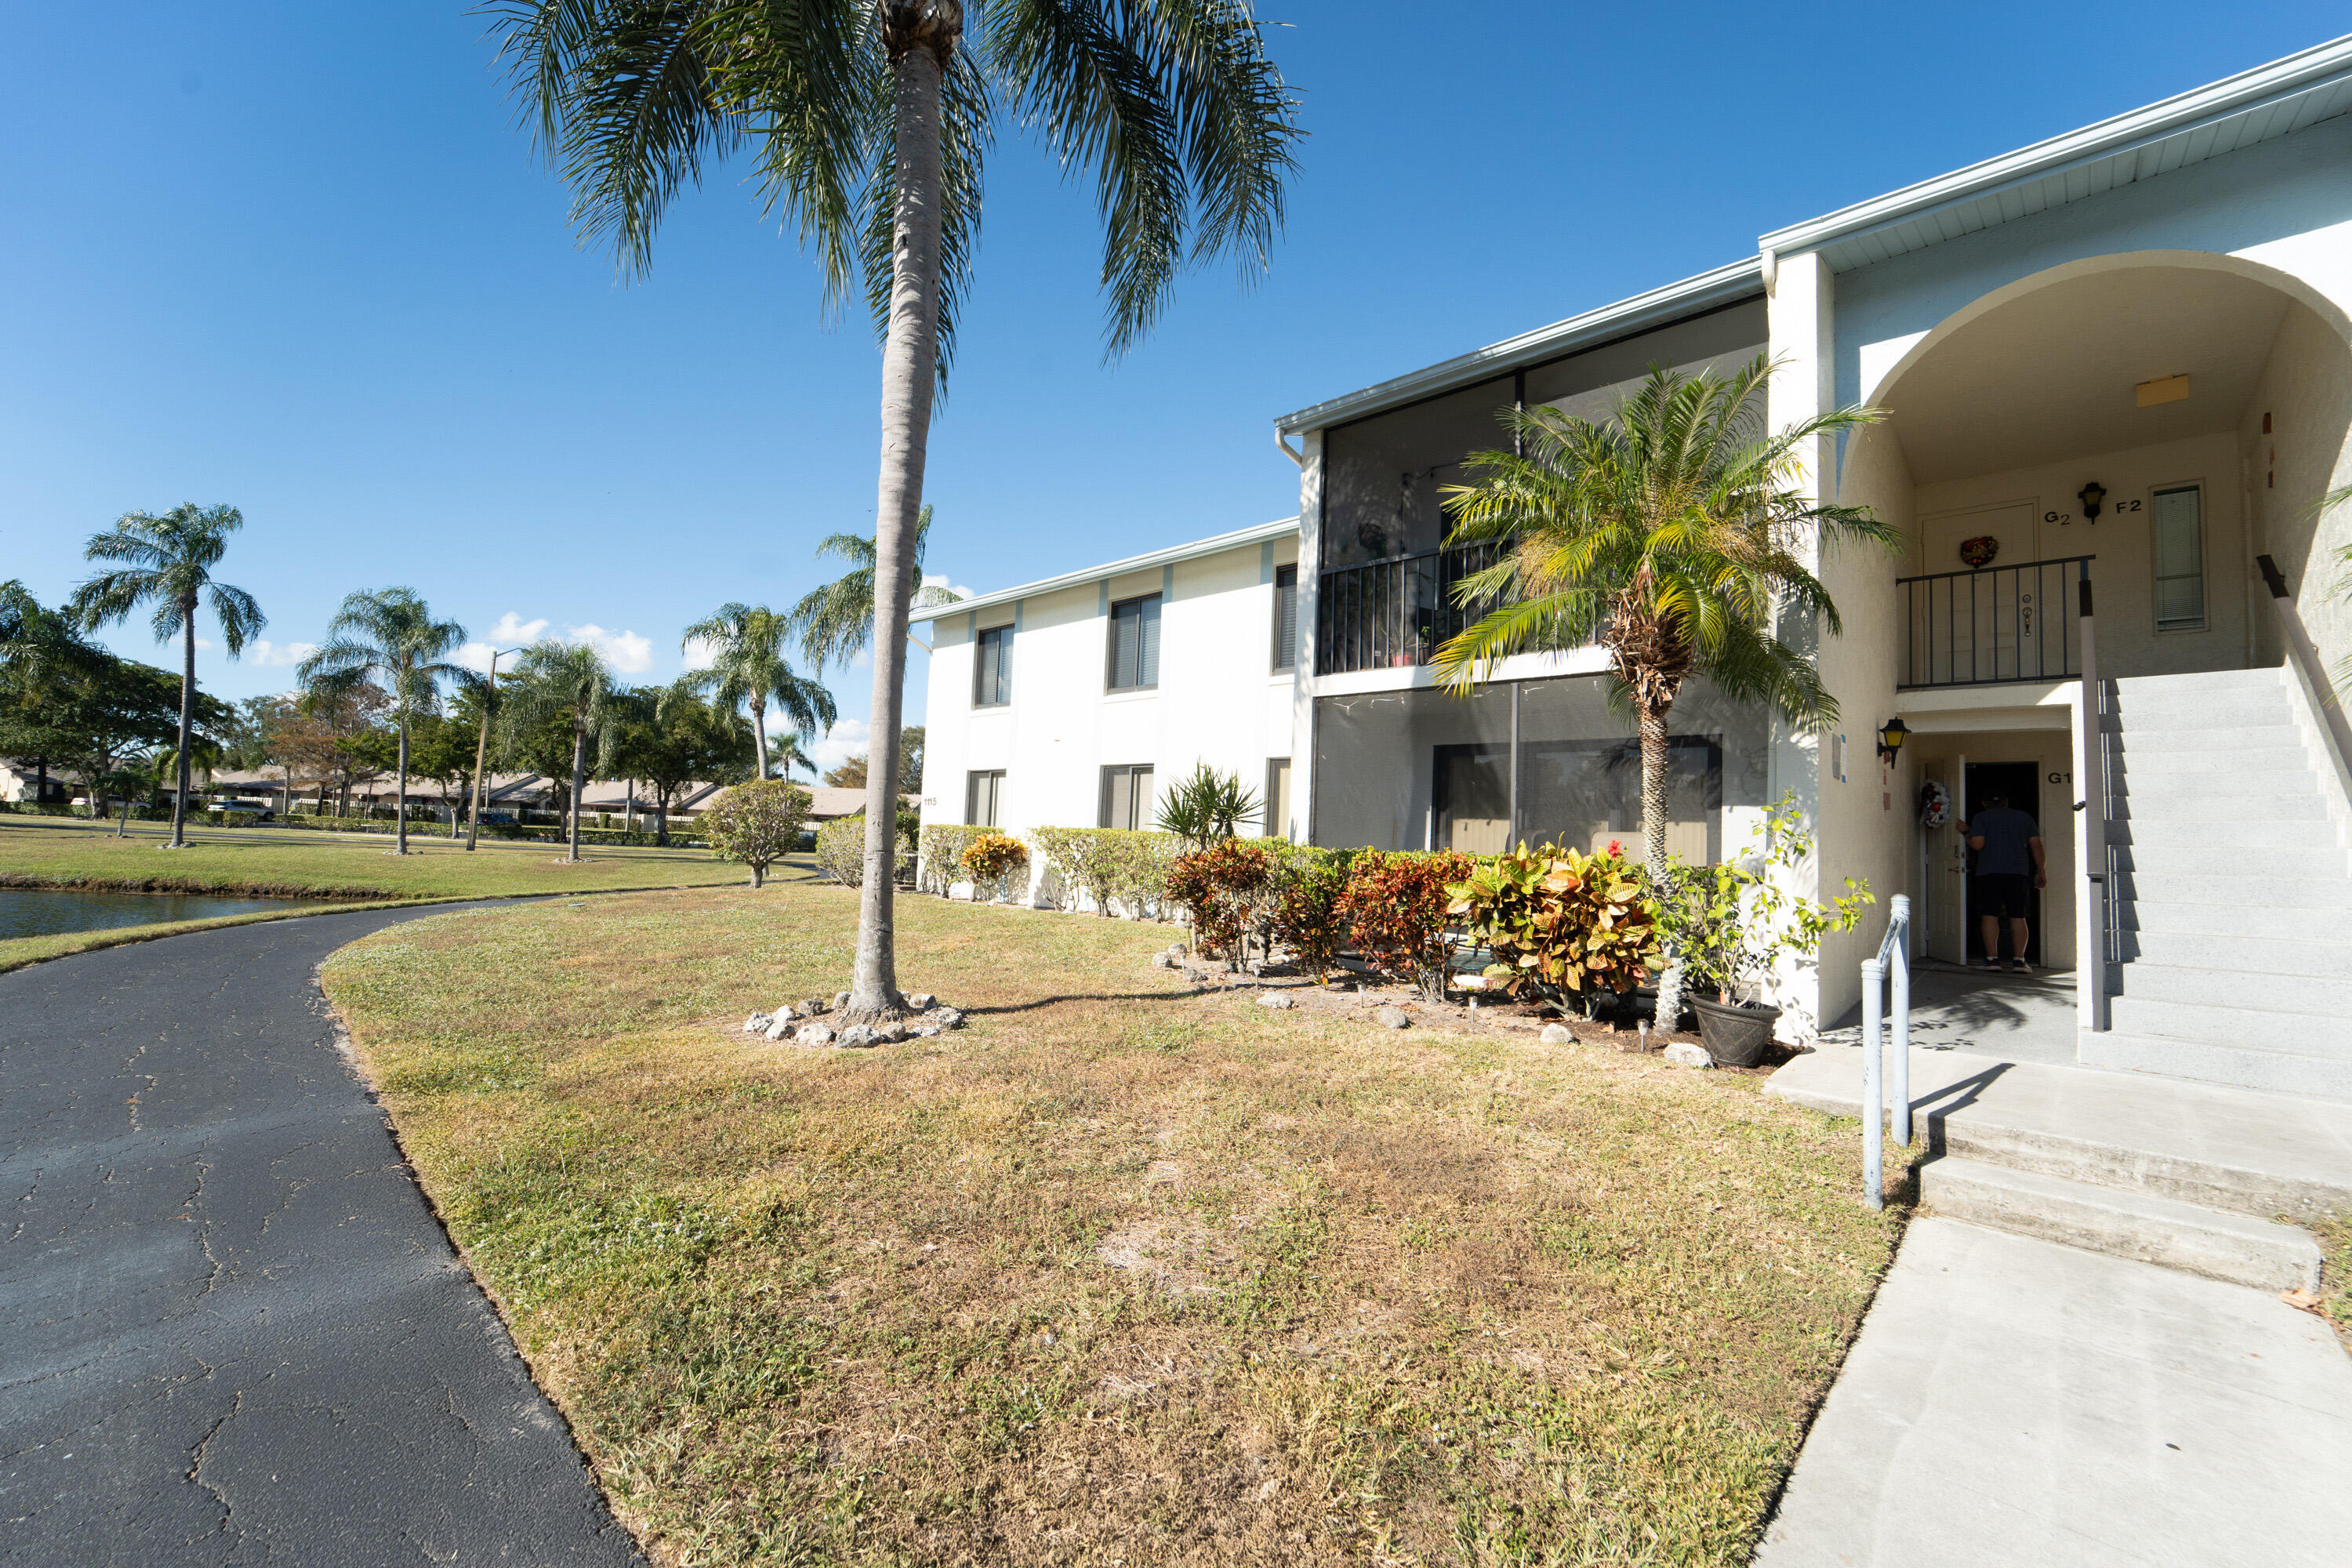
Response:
[2078,575,2114,1033]
[1859,894,1911,1211]
[1898,555,2092,688]
[1316,539,1505,675]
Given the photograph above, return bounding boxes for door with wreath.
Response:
[1913,501,2040,684]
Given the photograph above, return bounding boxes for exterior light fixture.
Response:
[2078,481,2107,520]
[1876,717,1909,762]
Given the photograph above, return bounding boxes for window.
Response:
[965,769,1004,827]
[1271,564,1298,672]
[1100,764,1155,829]
[1265,757,1291,839]
[973,622,1012,706]
[2151,485,2205,632]
[1106,593,1161,691]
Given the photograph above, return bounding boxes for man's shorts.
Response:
[1973,872,2032,918]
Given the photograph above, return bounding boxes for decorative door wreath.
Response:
[1958,535,2000,568]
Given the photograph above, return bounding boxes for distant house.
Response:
[0,758,77,806]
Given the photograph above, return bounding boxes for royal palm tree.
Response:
[1433,357,1898,1029]
[500,0,1300,1020]
[789,506,960,673]
[680,603,837,781]
[503,640,620,862]
[67,504,265,848]
[298,589,469,855]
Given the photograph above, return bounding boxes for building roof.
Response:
[1759,33,2352,273]
[1276,34,2352,436]
[906,515,1299,624]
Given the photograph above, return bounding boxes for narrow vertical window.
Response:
[965,769,1004,827]
[1107,594,1161,691]
[973,623,1012,706]
[1272,564,1298,672]
[1265,757,1291,840]
[1099,764,1156,829]
[2151,486,2205,631]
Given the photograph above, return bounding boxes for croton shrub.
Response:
[1445,841,1661,1003]
[1164,839,1272,969]
[1335,849,1473,1000]
[959,831,1031,901]
[1265,843,1357,984]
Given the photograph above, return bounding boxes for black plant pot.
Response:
[1691,996,1783,1069]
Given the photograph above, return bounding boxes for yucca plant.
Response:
[1152,762,1261,849]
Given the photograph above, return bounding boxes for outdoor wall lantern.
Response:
[2078,480,2107,519]
[1876,717,1909,763]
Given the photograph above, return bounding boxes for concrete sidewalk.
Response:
[1756,1218,2352,1566]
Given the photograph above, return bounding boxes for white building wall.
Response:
[917,532,1301,899]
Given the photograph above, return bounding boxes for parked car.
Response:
[479,810,519,826]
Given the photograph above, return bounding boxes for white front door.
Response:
[1924,751,1969,964]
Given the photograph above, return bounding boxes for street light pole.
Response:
[465,646,524,852]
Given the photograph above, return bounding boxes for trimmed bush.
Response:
[1337,849,1473,1000]
[1446,842,1661,1005]
[1265,842,1357,983]
[1164,839,1272,970]
[701,780,813,888]
[815,811,914,887]
[1025,826,1181,919]
[959,831,1030,902]
[918,822,990,895]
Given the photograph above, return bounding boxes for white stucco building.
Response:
[917,36,2352,1098]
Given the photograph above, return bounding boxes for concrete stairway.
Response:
[1767,1046,2351,1291]
[2083,666,2352,1099]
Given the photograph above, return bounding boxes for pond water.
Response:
[0,888,320,942]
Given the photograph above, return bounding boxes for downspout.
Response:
[1275,427,1305,468]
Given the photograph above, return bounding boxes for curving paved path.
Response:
[1,905,643,1565]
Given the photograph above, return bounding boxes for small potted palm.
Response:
[1673,797,1872,1067]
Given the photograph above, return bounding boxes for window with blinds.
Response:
[973,622,1012,706]
[1106,593,1161,691]
[1099,764,1155,829]
[1265,757,1291,839]
[2151,486,2205,632]
[965,769,1004,827]
[1271,564,1298,671]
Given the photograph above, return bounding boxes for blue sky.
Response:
[4,4,2343,769]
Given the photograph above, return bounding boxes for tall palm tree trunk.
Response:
[847,24,950,1020]
[568,720,587,862]
[394,721,411,855]
[750,698,770,782]
[172,604,196,848]
[1639,701,1686,1028]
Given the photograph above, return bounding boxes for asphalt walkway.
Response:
[1,905,642,1564]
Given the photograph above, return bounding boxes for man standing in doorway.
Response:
[1960,793,2046,971]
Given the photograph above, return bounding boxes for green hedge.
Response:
[261,814,705,848]
[0,801,163,821]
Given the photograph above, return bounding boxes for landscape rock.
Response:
[797,998,829,1018]
[1166,942,1189,958]
[1151,952,1174,969]
[934,1008,965,1029]
[798,1024,836,1047]
[830,991,851,1011]
[1373,1005,1411,1029]
[906,993,936,1011]
[1664,1042,1713,1069]
[1539,1023,1573,1045]
[764,1017,795,1042]
[910,1025,941,1037]
[743,1013,773,1034]
[875,1024,910,1044]
[835,1025,877,1050]
[1257,993,1295,1010]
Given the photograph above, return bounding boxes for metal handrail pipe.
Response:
[1858,894,1912,1210]
[1892,553,2095,586]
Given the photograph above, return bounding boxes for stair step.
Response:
[2108,993,2351,1045]
[2081,1029,2352,1105]
[2111,745,2311,777]
[2115,960,2352,1015]
[2118,900,2352,942]
[2105,722,2304,752]
[2113,667,2288,694]
[1916,1156,2321,1291]
[2112,771,2324,803]
[2115,793,2328,822]
[2111,818,2332,850]
[2114,844,2351,877]
[2113,871,2352,907]
[2119,927,2352,978]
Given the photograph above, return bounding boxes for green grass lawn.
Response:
[324,882,1907,1567]
[0,814,768,971]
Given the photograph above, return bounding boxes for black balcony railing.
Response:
[1316,539,1506,675]
[1898,554,2092,688]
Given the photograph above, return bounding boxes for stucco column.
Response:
[1289,429,1324,844]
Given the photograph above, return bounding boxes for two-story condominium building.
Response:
[916,36,2352,1096]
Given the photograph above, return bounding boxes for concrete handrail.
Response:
[1859,894,1912,1211]
[2256,554,2352,830]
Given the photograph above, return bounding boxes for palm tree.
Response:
[789,506,960,673]
[680,603,837,781]
[503,641,619,862]
[1432,357,1899,1029]
[298,589,469,855]
[500,0,1300,1022]
[66,504,265,849]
